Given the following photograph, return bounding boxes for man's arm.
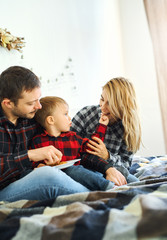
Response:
[0,146,62,190]
[0,150,32,190]
[30,134,62,166]
[28,146,62,165]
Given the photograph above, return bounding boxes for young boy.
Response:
[31,96,115,191]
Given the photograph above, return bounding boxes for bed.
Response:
[1,155,167,240]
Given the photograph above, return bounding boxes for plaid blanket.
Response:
[1,177,167,240]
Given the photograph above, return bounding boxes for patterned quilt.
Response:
[1,156,167,240]
[0,177,167,240]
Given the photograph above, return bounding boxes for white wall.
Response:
[0,0,165,156]
[0,0,124,113]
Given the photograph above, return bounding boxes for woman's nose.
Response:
[100,102,106,110]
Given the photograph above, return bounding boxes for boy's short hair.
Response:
[35,96,67,128]
[0,66,41,104]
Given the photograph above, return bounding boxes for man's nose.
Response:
[35,100,42,109]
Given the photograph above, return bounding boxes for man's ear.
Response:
[46,116,55,125]
[2,98,14,109]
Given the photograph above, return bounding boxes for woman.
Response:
[71,77,141,184]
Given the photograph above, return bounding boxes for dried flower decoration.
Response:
[0,28,25,52]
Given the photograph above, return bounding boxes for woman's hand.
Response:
[105,167,127,186]
[99,113,109,126]
[86,136,109,160]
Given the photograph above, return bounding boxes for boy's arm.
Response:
[91,124,107,141]
[78,114,108,158]
[75,114,109,160]
[85,116,109,158]
[91,114,109,141]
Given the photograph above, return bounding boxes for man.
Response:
[0,66,90,202]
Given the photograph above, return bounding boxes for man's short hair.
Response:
[0,66,41,104]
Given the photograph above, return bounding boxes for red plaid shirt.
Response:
[0,106,40,190]
[31,124,112,172]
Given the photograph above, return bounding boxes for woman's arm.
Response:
[81,153,127,186]
[72,105,132,171]
[86,137,133,169]
[107,143,133,170]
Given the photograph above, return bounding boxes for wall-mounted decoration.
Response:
[40,57,79,116]
[0,28,25,52]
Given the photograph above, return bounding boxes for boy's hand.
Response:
[99,113,109,126]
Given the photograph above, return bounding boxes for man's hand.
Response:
[99,113,109,126]
[105,167,127,186]
[86,136,109,160]
[28,146,62,165]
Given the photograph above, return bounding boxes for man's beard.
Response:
[11,109,37,119]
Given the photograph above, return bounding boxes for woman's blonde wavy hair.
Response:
[103,77,141,152]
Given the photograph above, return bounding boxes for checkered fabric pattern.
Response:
[1,176,167,240]
[71,105,133,169]
[31,124,113,174]
[0,106,39,190]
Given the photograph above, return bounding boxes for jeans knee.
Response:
[34,166,63,183]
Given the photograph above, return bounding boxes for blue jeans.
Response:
[64,165,114,191]
[0,166,90,202]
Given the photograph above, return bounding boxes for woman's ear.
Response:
[2,98,14,109]
[46,115,55,125]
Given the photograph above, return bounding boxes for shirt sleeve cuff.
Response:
[14,150,33,170]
